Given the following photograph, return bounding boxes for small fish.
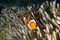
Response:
[18,13,37,30]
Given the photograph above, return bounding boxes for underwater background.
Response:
[0,0,60,40]
[0,0,60,7]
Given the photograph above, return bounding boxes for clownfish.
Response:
[18,13,37,30]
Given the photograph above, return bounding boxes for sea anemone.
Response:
[0,0,60,40]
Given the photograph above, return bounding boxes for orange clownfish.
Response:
[18,13,37,30]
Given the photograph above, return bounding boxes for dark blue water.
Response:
[0,0,60,7]
[0,0,60,13]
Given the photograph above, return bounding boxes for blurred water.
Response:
[0,0,58,7]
